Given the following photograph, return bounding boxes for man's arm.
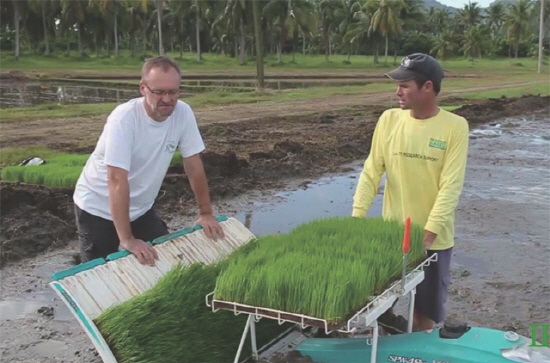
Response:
[352,115,387,218]
[108,166,158,265]
[183,154,224,240]
[424,120,470,248]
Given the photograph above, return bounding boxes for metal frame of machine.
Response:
[206,253,438,363]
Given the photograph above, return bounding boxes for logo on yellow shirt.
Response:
[429,138,447,150]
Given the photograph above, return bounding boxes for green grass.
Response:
[214,217,425,324]
[95,263,288,363]
[0,103,116,123]
[461,83,550,99]
[1,148,182,188]
[2,52,546,76]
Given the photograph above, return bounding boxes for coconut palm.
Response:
[366,0,406,65]
[505,0,533,58]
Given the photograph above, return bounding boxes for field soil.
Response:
[0,95,548,362]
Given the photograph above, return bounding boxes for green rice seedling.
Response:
[214,217,425,324]
[1,153,88,188]
[95,263,289,363]
[1,166,26,182]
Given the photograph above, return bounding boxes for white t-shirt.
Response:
[74,98,205,221]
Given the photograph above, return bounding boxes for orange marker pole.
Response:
[401,217,411,290]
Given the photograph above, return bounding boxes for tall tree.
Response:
[252,0,264,88]
[366,0,406,65]
[61,0,88,57]
[487,2,506,35]
[457,2,483,28]
[431,29,454,61]
[505,0,533,58]
[461,24,487,61]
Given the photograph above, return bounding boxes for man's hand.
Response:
[423,230,438,251]
[121,237,158,266]
[196,214,225,240]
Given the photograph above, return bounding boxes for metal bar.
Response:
[407,289,416,333]
[250,316,258,360]
[370,320,379,363]
[234,315,253,363]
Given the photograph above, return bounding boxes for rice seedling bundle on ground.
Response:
[1,153,89,188]
[95,262,289,363]
[214,217,425,325]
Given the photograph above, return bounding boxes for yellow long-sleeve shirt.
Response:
[352,108,469,250]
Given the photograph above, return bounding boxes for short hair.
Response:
[141,56,181,80]
[415,78,441,95]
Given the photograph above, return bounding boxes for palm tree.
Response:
[487,2,506,35]
[366,0,406,65]
[461,24,487,62]
[431,29,454,61]
[344,9,370,62]
[318,0,338,61]
[213,0,252,65]
[334,0,362,63]
[124,1,147,57]
[11,0,28,60]
[263,0,316,63]
[60,0,88,57]
[428,7,449,36]
[457,2,483,28]
[505,0,533,58]
[252,0,264,88]
[89,0,124,57]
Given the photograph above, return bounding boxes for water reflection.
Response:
[0,79,372,108]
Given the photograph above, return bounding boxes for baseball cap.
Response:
[385,53,445,89]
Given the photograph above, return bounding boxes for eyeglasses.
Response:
[144,84,180,97]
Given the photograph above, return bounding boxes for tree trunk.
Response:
[374,40,379,65]
[508,42,511,58]
[292,41,296,63]
[329,36,332,57]
[324,21,329,61]
[239,16,246,65]
[302,29,306,56]
[384,35,389,65]
[131,34,137,57]
[394,49,397,64]
[66,39,70,56]
[180,41,184,58]
[114,12,119,57]
[515,40,518,58]
[196,8,201,62]
[347,43,350,63]
[42,2,50,55]
[252,0,264,89]
[156,1,164,55]
[277,44,282,63]
[539,0,545,73]
[77,23,83,57]
[14,2,20,60]
[95,33,100,57]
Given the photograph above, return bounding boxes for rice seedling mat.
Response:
[207,253,437,336]
[49,216,256,363]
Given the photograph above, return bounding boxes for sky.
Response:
[436,0,495,8]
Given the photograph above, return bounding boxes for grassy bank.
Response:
[2,52,546,76]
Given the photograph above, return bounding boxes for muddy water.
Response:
[234,162,383,236]
[0,113,548,362]
[0,79,372,108]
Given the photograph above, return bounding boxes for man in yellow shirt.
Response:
[352,53,469,330]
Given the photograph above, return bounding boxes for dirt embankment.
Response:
[1,95,548,265]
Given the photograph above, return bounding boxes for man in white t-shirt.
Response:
[74,56,224,266]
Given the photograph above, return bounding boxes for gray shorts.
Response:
[414,248,452,323]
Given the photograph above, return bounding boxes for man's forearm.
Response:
[188,168,213,215]
[109,180,133,243]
